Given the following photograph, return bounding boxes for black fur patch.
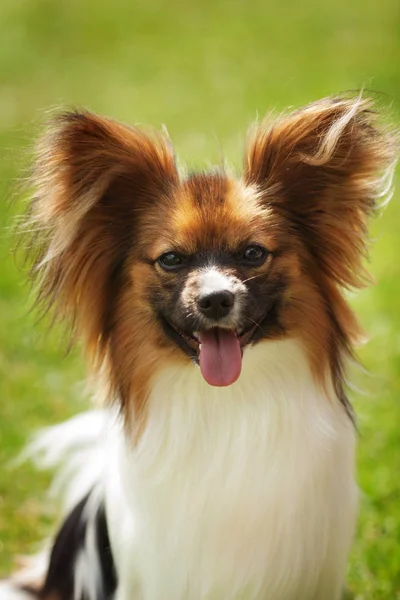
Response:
[39,491,117,600]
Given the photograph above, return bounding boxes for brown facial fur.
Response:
[24,96,398,429]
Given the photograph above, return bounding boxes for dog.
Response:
[1,95,398,600]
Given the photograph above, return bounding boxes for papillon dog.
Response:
[1,95,398,600]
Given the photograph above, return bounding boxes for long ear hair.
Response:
[24,110,178,363]
[244,95,398,290]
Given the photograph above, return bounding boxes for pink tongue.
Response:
[199,329,242,387]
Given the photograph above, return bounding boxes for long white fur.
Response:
[22,409,110,512]
[3,339,357,600]
[108,339,356,600]
[0,584,33,600]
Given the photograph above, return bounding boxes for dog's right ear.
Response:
[25,110,178,357]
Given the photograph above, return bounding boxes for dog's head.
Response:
[134,174,288,388]
[25,97,397,417]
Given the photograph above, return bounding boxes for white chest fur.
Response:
[105,340,357,600]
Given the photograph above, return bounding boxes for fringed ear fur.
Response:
[244,95,398,289]
[25,111,178,359]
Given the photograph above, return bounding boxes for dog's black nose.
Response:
[197,290,235,320]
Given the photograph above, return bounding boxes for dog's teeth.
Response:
[199,344,202,350]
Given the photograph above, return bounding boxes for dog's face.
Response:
[131,175,294,386]
[26,97,397,416]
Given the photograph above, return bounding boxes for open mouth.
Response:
[160,318,260,387]
[178,324,258,354]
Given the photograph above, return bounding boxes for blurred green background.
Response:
[0,0,399,597]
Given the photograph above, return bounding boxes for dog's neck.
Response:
[106,339,355,600]
[132,338,346,463]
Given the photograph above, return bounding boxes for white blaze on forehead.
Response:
[198,268,246,297]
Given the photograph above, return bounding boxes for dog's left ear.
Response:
[25,110,179,357]
[244,96,398,288]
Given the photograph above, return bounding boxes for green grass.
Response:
[0,0,399,597]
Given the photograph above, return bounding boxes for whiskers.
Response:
[244,316,264,335]
[241,273,267,284]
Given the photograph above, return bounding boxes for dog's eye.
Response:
[242,245,268,266]
[158,252,185,271]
